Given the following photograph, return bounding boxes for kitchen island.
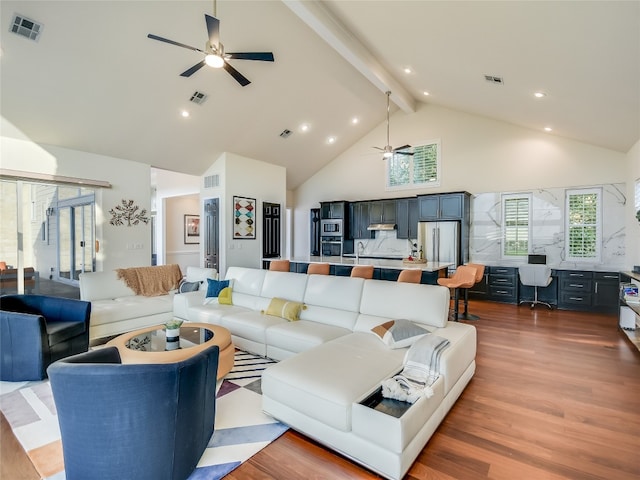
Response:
[262,256,452,284]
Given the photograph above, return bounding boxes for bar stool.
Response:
[457,263,485,320]
[397,269,422,284]
[350,265,374,279]
[437,265,477,321]
[268,260,290,272]
[307,263,330,275]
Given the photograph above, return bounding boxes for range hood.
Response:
[367,223,396,231]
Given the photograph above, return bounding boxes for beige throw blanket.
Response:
[116,264,182,297]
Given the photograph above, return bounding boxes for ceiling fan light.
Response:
[205,54,224,68]
[383,151,393,158]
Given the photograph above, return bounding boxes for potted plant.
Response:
[164,319,183,339]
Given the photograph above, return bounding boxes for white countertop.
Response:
[282,256,453,272]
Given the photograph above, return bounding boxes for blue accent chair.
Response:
[47,345,219,480]
[0,294,91,381]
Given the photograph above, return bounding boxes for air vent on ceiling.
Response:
[280,129,292,139]
[204,174,219,189]
[484,75,504,85]
[10,14,43,41]
[190,91,208,105]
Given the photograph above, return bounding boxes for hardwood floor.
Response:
[3,300,639,479]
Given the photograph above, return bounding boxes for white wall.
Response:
[202,152,286,276]
[293,103,628,260]
[1,135,152,271]
[627,139,640,270]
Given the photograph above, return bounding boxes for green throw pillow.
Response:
[264,297,305,321]
[371,319,430,349]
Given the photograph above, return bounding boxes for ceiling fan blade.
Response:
[226,52,275,62]
[205,14,220,50]
[372,146,384,151]
[393,145,414,156]
[180,60,206,77]
[223,62,251,87]
[393,144,412,151]
[147,34,205,54]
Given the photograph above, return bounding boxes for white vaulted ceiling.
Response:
[1,1,638,189]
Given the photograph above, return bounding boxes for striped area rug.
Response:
[0,351,287,480]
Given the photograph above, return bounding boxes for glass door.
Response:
[58,200,95,283]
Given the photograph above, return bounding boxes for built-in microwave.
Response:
[320,219,343,237]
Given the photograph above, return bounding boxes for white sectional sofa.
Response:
[80,266,217,341]
[173,266,476,480]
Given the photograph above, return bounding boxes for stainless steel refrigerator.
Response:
[417,221,460,266]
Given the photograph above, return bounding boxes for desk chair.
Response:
[437,265,477,321]
[350,265,374,279]
[307,263,330,275]
[397,269,422,284]
[269,260,290,272]
[518,264,553,309]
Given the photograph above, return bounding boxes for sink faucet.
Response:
[356,241,364,263]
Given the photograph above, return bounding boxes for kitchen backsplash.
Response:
[353,230,415,258]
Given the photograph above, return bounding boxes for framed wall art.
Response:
[184,214,200,244]
[233,196,256,239]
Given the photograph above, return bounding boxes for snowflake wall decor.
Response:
[109,199,150,227]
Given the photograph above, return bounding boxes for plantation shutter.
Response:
[413,144,438,184]
[567,190,600,259]
[504,196,529,256]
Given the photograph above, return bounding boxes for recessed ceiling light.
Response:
[300,123,310,132]
[534,92,547,98]
[181,110,190,118]
[423,91,430,96]
[351,117,359,125]
[327,136,336,144]
[403,67,412,74]
[544,126,553,132]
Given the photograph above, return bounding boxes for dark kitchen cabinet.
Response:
[558,270,593,311]
[418,193,468,221]
[469,266,518,304]
[396,198,418,240]
[557,270,618,313]
[349,202,374,240]
[320,201,347,219]
[369,200,396,224]
[593,272,619,312]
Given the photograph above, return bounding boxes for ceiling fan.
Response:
[147,3,274,87]
[374,91,413,159]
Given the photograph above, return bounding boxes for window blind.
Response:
[503,196,529,256]
[566,188,600,260]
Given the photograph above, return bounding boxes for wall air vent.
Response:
[190,91,208,105]
[10,14,43,41]
[484,75,504,85]
[279,129,292,139]
[204,174,219,189]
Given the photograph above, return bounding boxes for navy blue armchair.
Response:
[0,294,91,381]
[47,345,219,480]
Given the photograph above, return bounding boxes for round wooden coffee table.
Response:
[106,322,234,379]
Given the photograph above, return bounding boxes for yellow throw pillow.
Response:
[265,297,305,321]
[218,287,233,305]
